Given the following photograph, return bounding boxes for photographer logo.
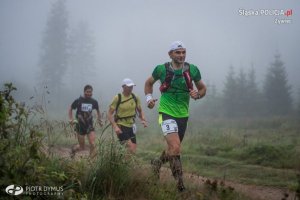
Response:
[5,185,24,195]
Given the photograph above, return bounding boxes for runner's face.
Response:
[84,89,93,98]
[123,85,133,94]
[169,48,186,64]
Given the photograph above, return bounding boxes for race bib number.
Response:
[161,119,178,136]
[81,103,92,112]
[132,123,137,134]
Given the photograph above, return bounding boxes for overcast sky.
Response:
[0,0,299,105]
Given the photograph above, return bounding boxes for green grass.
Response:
[37,116,300,195]
[7,83,300,199]
[136,117,300,190]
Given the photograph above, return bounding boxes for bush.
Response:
[0,83,76,199]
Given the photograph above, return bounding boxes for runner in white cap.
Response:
[144,41,207,191]
[108,78,147,154]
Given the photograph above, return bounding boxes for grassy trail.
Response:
[50,145,297,200]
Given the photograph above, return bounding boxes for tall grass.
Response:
[2,83,299,199]
[84,138,132,199]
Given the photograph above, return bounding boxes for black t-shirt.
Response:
[71,96,99,125]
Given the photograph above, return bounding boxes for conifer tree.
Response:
[263,53,292,116]
[245,65,262,117]
[222,66,238,118]
[68,21,96,93]
[38,0,69,108]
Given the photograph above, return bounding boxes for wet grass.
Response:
[137,117,300,190]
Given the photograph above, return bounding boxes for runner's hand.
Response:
[114,125,122,135]
[97,118,103,127]
[141,119,148,128]
[147,99,157,109]
[69,119,77,125]
[189,89,200,100]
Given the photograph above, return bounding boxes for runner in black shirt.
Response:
[68,85,102,158]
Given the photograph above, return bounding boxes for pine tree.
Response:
[245,65,262,117]
[222,65,238,118]
[38,0,69,106]
[263,53,292,116]
[198,82,221,118]
[235,68,248,117]
[67,21,96,92]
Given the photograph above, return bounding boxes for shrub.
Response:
[0,83,76,199]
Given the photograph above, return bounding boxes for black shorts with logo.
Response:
[75,121,95,135]
[160,112,188,142]
[117,125,136,144]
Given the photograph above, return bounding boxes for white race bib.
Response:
[132,123,137,134]
[81,103,92,112]
[161,119,178,136]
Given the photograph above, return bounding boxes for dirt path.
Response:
[155,167,295,200]
[48,146,297,200]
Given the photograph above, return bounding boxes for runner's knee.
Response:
[168,143,181,155]
[127,141,136,154]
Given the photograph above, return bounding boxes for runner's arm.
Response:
[145,76,155,95]
[68,106,73,121]
[136,105,147,127]
[107,107,122,134]
[195,80,206,99]
[96,107,103,126]
[144,76,157,109]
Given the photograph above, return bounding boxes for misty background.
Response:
[0,0,299,121]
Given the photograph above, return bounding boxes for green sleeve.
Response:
[152,65,164,81]
[190,64,201,82]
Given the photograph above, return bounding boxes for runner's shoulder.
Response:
[189,63,201,77]
[188,63,199,70]
[154,64,166,71]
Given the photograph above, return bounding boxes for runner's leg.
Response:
[126,140,137,154]
[165,132,185,191]
[87,131,96,157]
[71,133,85,158]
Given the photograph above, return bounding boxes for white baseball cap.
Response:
[122,78,136,87]
[169,41,186,52]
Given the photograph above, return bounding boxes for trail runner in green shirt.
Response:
[144,41,206,192]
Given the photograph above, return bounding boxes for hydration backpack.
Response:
[159,62,193,93]
[114,93,138,122]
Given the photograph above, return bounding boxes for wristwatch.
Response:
[197,92,201,99]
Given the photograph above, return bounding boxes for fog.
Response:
[0,0,299,117]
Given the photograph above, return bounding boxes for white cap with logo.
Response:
[122,78,136,87]
[169,41,186,52]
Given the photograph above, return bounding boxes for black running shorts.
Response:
[160,112,188,142]
[117,125,136,144]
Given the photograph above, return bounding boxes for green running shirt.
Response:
[152,63,201,118]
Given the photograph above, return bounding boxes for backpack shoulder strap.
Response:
[115,93,122,113]
[183,62,193,90]
[159,62,175,93]
[114,93,138,122]
[183,62,190,72]
[131,93,138,117]
[165,62,174,73]
[131,93,137,105]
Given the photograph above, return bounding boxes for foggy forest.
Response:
[1,1,299,199]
